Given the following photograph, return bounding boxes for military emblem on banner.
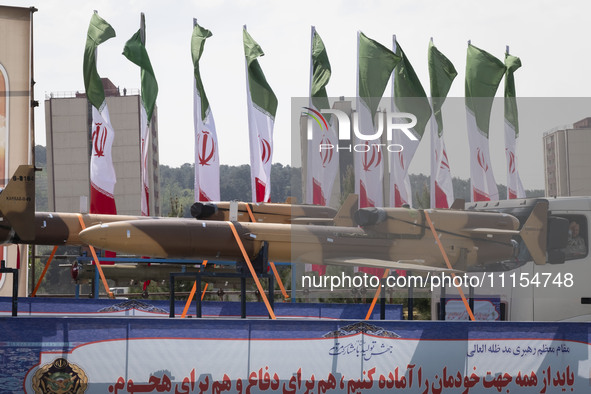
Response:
[31,357,88,394]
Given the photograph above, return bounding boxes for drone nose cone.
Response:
[79,222,168,257]
[78,223,110,247]
[79,222,127,246]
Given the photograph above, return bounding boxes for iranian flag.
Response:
[192,20,220,202]
[504,50,525,199]
[306,27,338,207]
[355,32,399,277]
[83,12,117,215]
[123,13,158,216]
[428,39,457,209]
[306,27,336,275]
[389,38,431,207]
[355,32,400,208]
[244,27,277,203]
[465,43,505,202]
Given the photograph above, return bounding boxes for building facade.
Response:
[544,117,591,197]
[44,78,160,215]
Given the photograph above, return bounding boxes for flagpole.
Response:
[391,34,397,112]
[243,24,250,106]
[309,26,315,102]
[93,10,99,65]
[390,34,397,207]
[29,7,37,166]
[243,24,250,129]
[243,24,250,131]
[306,26,316,205]
[429,37,435,208]
[193,18,198,203]
[356,31,360,104]
[243,24,256,202]
[140,12,145,45]
[355,31,360,207]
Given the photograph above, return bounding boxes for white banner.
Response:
[24,333,586,393]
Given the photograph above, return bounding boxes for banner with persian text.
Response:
[0,317,588,393]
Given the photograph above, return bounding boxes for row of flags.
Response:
[466,43,525,203]
[83,11,279,221]
[84,12,159,218]
[193,23,279,204]
[84,11,526,220]
[310,31,526,210]
[193,22,525,208]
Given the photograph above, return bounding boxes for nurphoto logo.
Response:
[304,107,418,153]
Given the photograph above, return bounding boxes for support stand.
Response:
[0,260,19,316]
[169,272,201,318]
[469,283,475,314]
[30,245,58,297]
[424,211,475,321]
[168,268,275,319]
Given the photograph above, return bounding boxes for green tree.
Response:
[340,164,355,204]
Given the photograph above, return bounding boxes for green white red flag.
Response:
[306,27,337,275]
[354,32,400,278]
[504,50,525,199]
[122,13,158,215]
[465,43,505,202]
[355,32,400,208]
[428,39,457,208]
[306,27,338,207]
[244,27,277,202]
[83,12,117,215]
[389,38,431,207]
[192,20,220,202]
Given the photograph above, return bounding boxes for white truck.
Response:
[431,196,590,321]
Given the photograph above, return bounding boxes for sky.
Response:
[6,0,591,190]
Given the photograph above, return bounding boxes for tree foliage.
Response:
[33,145,544,215]
[160,163,304,216]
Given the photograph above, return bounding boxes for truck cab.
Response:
[431,197,591,321]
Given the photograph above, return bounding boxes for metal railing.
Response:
[45,88,140,100]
